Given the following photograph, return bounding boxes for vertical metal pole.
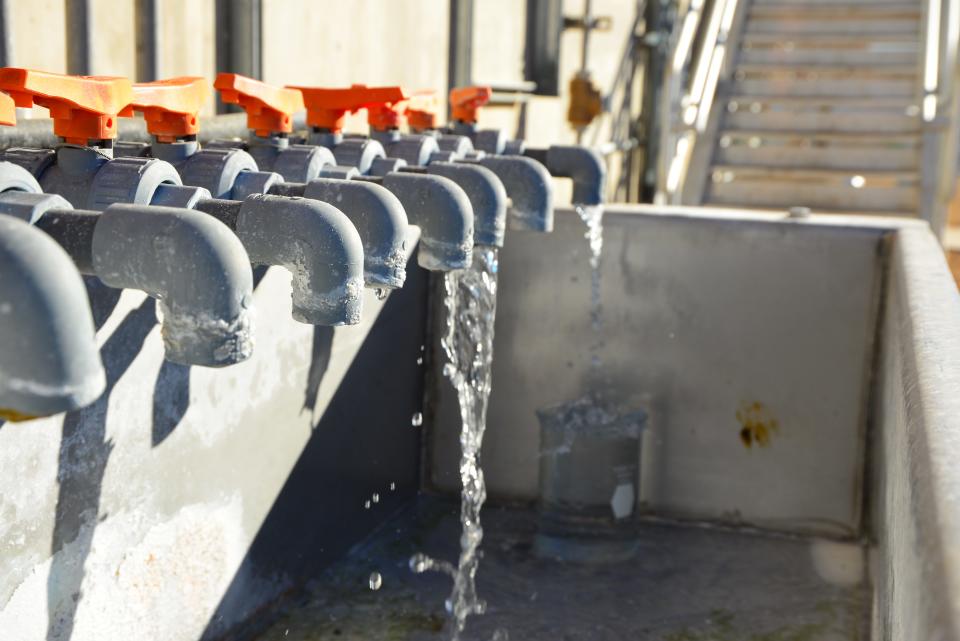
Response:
[447,0,474,116]
[524,0,564,96]
[135,0,160,81]
[641,0,668,202]
[65,0,92,75]
[0,0,12,68]
[216,0,262,113]
[581,0,593,72]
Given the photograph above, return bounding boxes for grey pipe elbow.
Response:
[301,179,408,290]
[477,156,554,232]
[544,145,607,206]
[426,162,506,248]
[381,172,473,271]
[234,194,365,326]
[92,205,255,368]
[0,159,42,193]
[0,216,105,419]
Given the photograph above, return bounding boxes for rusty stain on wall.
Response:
[736,401,779,449]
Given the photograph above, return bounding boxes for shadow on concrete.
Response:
[150,265,269,448]
[46,284,158,641]
[151,361,191,447]
[200,259,431,641]
[302,326,334,414]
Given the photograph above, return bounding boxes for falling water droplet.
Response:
[411,412,423,426]
[364,500,371,509]
[372,493,380,504]
[390,482,396,491]
[368,572,382,590]
[416,356,423,365]
[409,553,431,574]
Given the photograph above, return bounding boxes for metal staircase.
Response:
[657,0,960,237]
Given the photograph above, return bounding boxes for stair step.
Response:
[724,96,921,133]
[715,131,920,171]
[732,64,917,98]
[704,166,919,212]
[741,34,918,65]
[747,5,921,35]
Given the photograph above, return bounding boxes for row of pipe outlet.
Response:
[0,68,606,421]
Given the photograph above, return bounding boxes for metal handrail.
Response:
[919,0,960,238]
[655,0,740,204]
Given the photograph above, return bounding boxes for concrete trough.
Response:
[428,205,960,641]
[0,205,957,640]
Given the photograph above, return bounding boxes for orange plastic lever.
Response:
[449,86,491,124]
[130,77,209,142]
[289,84,408,133]
[405,91,440,131]
[0,92,16,127]
[0,68,133,144]
[214,73,304,136]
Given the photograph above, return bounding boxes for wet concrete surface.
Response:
[252,497,870,641]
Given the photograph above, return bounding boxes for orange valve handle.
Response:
[405,91,440,131]
[449,86,491,124]
[0,68,134,144]
[214,73,304,136]
[0,92,16,127]
[289,84,407,133]
[130,77,209,142]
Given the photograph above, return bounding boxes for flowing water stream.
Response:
[575,205,605,374]
[411,246,500,640]
[412,206,604,639]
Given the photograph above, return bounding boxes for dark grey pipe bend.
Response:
[296,179,408,290]
[249,142,337,184]
[380,172,473,271]
[0,216,105,419]
[230,194,365,326]
[0,159,42,193]
[475,155,554,233]
[424,162,506,248]
[542,145,607,206]
[92,204,255,367]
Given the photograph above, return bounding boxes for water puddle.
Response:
[253,498,869,641]
[411,247,499,639]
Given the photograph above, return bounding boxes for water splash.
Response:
[411,247,499,640]
[575,205,604,372]
[368,572,382,590]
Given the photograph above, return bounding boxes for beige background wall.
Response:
[2,0,643,201]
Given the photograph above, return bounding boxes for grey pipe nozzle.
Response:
[475,155,554,232]
[380,172,473,271]
[92,204,255,367]
[0,216,105,419]
[423,162,506,248]
[531,145,607,206]
[271,179,408,290]
[208,194,365,326]
[0,159,42,193]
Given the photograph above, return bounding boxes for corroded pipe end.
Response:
[291,275,364,326]
[159,299,255,367]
